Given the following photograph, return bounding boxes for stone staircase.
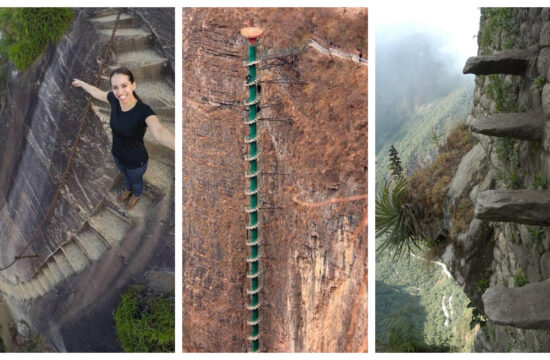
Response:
[0,9,174,301]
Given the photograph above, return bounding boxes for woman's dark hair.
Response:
[110,67,140,101]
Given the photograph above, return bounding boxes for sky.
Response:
[375,4,481,69]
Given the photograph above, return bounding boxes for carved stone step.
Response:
[53,252,76,278]
[470,112,544,141]
[62,239,92,273]
[463,49,532,75]
[483,281,550,329]
[88,206,133,247]
[112,50,170,81]
[475,190,550,225]
[46,259,65,284]
[112,32,154,54]
[90,13,140,30]
[75,225,110,261]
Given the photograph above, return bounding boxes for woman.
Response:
[72,67,174,210]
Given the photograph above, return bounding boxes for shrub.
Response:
[0,8,74,70]
[114,287,175,352]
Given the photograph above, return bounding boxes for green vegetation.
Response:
[531,172,547,192]
[114,287,174,352]
[376,240,475,352]
[376,86,473,185]
[486,74,519,113]
[513,269,528,287]
[468,302,487,330]
[0,8,74,70]
[479,8,519,52]
[527,226,545,254]
[476,278,490,295]
[532,76,545,91]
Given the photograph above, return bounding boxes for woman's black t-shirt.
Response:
[107,92,155,169]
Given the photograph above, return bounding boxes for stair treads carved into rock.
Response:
[88,206,133,247]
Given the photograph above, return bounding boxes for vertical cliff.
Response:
[0,8,174,351]
[441,7,550,352]
[182,8,367,352]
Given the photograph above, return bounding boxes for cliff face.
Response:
[442,7,550,352]
[0,8,174,351]
[182,8,367,352]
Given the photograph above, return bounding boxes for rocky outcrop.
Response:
[0,8,174,351]
[469,112,544,141]
[475,190,550,225]
[483,281,550,329]
[463,49,533,75]
[440,7,550,352]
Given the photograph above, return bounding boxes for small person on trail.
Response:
[72,67,174,210]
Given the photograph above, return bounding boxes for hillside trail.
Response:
[308,39,367,66]
[0,9,174,301]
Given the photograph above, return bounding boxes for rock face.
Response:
[0,8,174,351]
[182,8,367,352]
[463,49,532,75]
[469,112,544,141]
[440,7,550,351]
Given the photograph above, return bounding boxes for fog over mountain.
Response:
[376,31,473,152]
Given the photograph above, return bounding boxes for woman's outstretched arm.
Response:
[145,115,175,150]
[72,78,108,103]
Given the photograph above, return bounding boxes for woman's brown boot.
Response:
[125,195,140,210]
[117,190,132,203]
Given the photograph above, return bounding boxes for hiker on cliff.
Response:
[72,67,174,210]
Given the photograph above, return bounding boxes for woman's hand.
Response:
[72,78,108,103]
[72,78,85,88]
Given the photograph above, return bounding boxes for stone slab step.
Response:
[41,264,59,288]
[143,158,174,193]
[53,252,76,278]
[90,13,140,30]
[463,49,532,75]
[88,206,133,247]
[112,50,170,81]
[62,239,92,273]
[112,32,154,54]
[75,225,110,261]
[470,112,544,141]
[107,187,158,221]
[98,27,151,40]
[475,189,550,225]
[136,81,174,109]
[46,259,65,284]
[483,281,550,329]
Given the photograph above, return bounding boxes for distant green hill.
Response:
[376,85,473,185]
[375,82,476,352]
[376,237,475,352]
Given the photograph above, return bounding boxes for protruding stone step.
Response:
[470,112,544,141]
[463,49,532,75]
[483,281,550,329]
[75,225,110,261]
[62,240,92,272]
[475,189,550,225]
[88,206,133,246]
[90,13,140,30]
[31,278,46,296]
[98,27,151,40]
[53,252,76,278]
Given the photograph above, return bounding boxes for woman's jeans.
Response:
[112,156,148,197]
